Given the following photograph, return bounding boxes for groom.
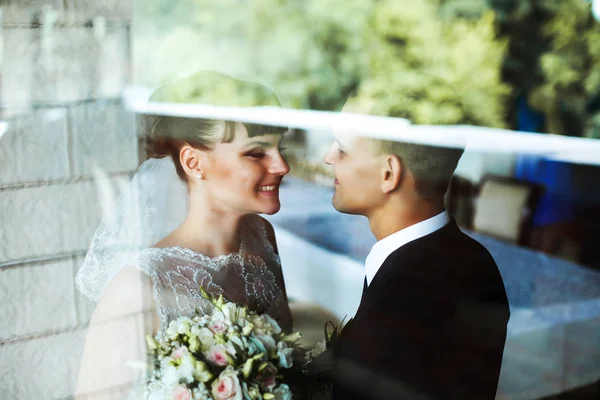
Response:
[319,99,510,400]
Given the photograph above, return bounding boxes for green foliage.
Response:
[529,0,600,136]
[136,0,511,127]
[183,0,370,110]
[354,0,511,127]
[149,70,282,107]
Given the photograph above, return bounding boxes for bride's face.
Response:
[201,123,289,215]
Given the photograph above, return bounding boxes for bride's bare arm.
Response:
[74,266,159,399]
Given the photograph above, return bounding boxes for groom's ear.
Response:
[380,154,402,193]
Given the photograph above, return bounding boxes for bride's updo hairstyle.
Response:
[144,70,286,181]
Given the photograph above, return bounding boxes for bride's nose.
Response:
[269,153,290,176]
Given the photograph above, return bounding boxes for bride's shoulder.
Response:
[243,214,278,253]
[244,214,274,237]
[92,264,154,323]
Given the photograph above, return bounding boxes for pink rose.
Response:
[210,320,228,333]
[172,385,191,400]
[171,346,188,360]
[211,368,243,400]
[207,345,229,366]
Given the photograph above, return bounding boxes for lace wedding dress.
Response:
[136,217,293,337]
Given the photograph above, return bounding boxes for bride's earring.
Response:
[196,172,204,180]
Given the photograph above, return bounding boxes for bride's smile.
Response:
[192,123,289,216]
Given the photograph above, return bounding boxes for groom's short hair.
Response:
[342,86,464,199]
[373,139,463,198]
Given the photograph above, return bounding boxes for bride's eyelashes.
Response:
[245,146,287,160]
[245,149,266,160]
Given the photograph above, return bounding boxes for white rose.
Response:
[178,354,196,384]
[221,303,239,324]
[161,362,180,387]
[197,327,215,352]
[176,317,193,335]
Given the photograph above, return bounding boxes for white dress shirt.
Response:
[365,211,450,286]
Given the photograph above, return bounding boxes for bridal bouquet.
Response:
[145,288,303,400]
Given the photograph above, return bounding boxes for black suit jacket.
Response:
[330,219,510,400]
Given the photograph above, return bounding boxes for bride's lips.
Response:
[257,182,280,197]
[334,177,339,184]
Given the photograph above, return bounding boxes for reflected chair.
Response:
[471,175,545,246]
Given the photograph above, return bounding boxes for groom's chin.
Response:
[331,197,354,215]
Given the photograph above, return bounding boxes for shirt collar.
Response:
[365,211,450,286]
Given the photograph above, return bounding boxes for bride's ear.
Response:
[179,145,206,180]
[381,154,402,193]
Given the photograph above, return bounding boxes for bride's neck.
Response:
[174,198,246,257]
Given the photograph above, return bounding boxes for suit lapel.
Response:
[358,277,368,308]
[337,278,367,347]
[354,275,379,320]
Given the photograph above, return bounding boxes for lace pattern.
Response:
[137,217,292,338]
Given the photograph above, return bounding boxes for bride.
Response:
[74,71,294,398]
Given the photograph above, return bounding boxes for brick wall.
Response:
[0,3,146,399]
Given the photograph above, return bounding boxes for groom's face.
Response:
[323,133,384,216]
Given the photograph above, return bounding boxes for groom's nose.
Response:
[323,145,335,165]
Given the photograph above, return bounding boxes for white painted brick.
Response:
[1,1,132,27]
[0,314,145,400]
[70,102,138,176]
[75,314,148,397]
[97,26,130,98]
[0,329,87,400]
[81,1,133,22]
[1,28,35,111]
[0,180,106,263]
[1,3,62,27]
[1,26,97,106]
[0,109,69,186]
[31,27,101,103]
[2,25,129,108]
[0,259,77,342]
